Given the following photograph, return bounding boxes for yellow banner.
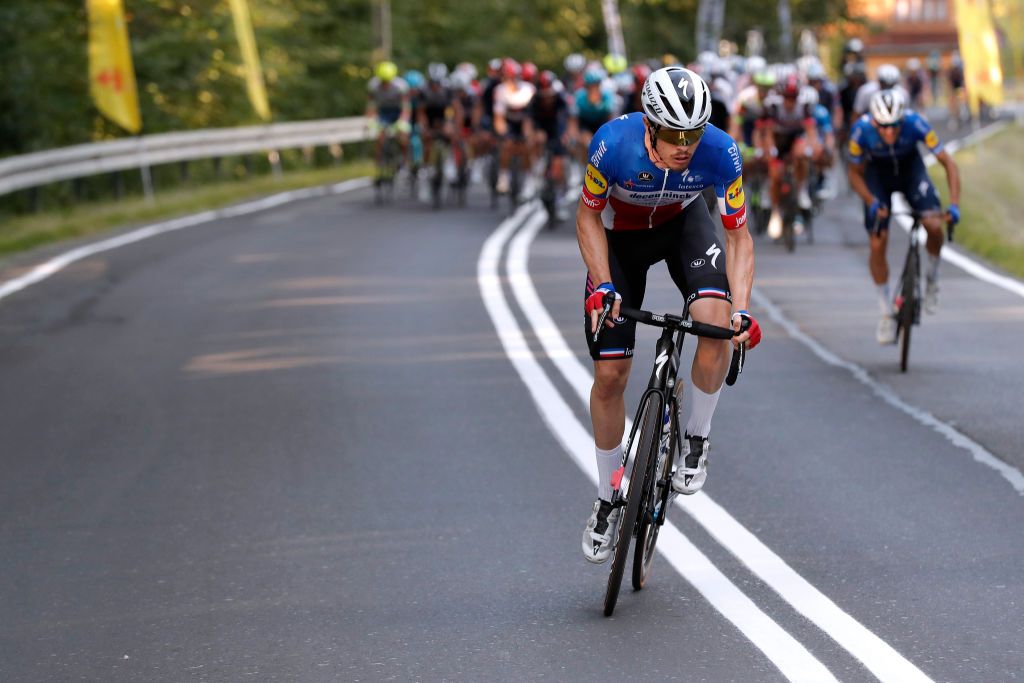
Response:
[228,0,271,121]
[955,0,1004,115]
[87,0,141,133]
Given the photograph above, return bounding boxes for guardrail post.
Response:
[140,164,154,202]
[179,161,190,183]
[329,143,343,166]
[268,150,282,179]
[111,172,123,200]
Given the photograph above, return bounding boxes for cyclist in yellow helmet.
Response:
[365,61,412,170]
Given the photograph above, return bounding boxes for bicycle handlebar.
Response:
[592,295,749,385]
[874,209,956,242]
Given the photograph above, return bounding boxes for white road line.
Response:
[0,178,373,303]
[753,289,1024,495]
[481,203,839,683]
[507,211,935,682]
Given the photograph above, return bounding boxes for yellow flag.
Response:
[87,0,141,133]
[228,0,271,121]
[955,0,1004,115]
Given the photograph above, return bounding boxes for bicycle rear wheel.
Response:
[632,398,676,590]
[603,391,661,616]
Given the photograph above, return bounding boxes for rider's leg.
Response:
[591,359,631,501]
[687,297,732,435]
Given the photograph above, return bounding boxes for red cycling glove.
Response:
[585,282,620,316]
[733,310,762,350]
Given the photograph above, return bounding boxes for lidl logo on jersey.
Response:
[848,139,862,157]
[924,130,938,148]
[585,164,608,196]
[726,177,744,210]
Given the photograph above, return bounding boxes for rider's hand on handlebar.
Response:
[585,282,621,334]
[731,310,762,350]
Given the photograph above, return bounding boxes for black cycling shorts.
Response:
[584,199,732,361]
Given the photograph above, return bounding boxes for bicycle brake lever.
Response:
[592,303,612,343]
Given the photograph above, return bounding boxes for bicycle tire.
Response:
[783,217,796,252]
[603,391,661,617]
[632,399,675,590]
[899,251,918,373]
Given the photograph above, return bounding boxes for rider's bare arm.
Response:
[934,149,960,207]
[846,160,874,205]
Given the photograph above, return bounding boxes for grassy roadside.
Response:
[0,159,373,257]
[931,123,1024,278]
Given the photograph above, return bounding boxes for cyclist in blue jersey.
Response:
[578,67,762,563]
[847,89,960,344]
[569,68,616,165]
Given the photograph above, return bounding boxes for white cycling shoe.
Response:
[582,499,621,564]
[925,280,939,314]
[876,314,898,345]
[672,434,709,495]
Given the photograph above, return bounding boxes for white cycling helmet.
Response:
[745,55,767,75]
[876,63,901,89]
[870,88,906,125]
[641,66,713,130]
[564,53,586,74]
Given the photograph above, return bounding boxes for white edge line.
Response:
[752,288,1024,496]
[484,203,838,683]
[0,177,373,303]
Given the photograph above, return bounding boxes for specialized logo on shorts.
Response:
[638,171,654,182]
[706,242,722,268]
[924,130,938,148]
[726,177,744,210]
[585,164,608,196]
[690,258,705,268]
[848,139,862,157]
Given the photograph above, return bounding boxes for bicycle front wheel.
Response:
[632,400,675,590]
[898,250,919,373]
[603,391,662,617]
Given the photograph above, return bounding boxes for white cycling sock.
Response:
[595,445,622,502]
[876,283,891,314]
[685,385,722,439]
[927,254,940,282]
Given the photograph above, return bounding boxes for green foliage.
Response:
[0,0,848,156]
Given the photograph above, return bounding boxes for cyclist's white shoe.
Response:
[582,499,621,564]
[876,314,898,345]
[496,170,510,194]
[672,434,709,495]
[767,210,783,239]
[797,186,813,210]
[924,280,939,313]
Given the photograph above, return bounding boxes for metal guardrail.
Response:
[0,116,372,198]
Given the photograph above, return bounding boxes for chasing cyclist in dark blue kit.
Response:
[847,89,960,344]
[578,67,762,563]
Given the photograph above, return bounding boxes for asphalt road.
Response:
[1,137,1022,682]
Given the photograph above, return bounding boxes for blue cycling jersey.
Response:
[580,113,746,231]
[574,88,616,124]
[847,110,943,165]
[813,104,833,136]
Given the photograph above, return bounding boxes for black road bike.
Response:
[888,210,954,372]
[593,298,748,616]
[373,133,402,206]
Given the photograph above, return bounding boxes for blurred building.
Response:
[849,0,959,72]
